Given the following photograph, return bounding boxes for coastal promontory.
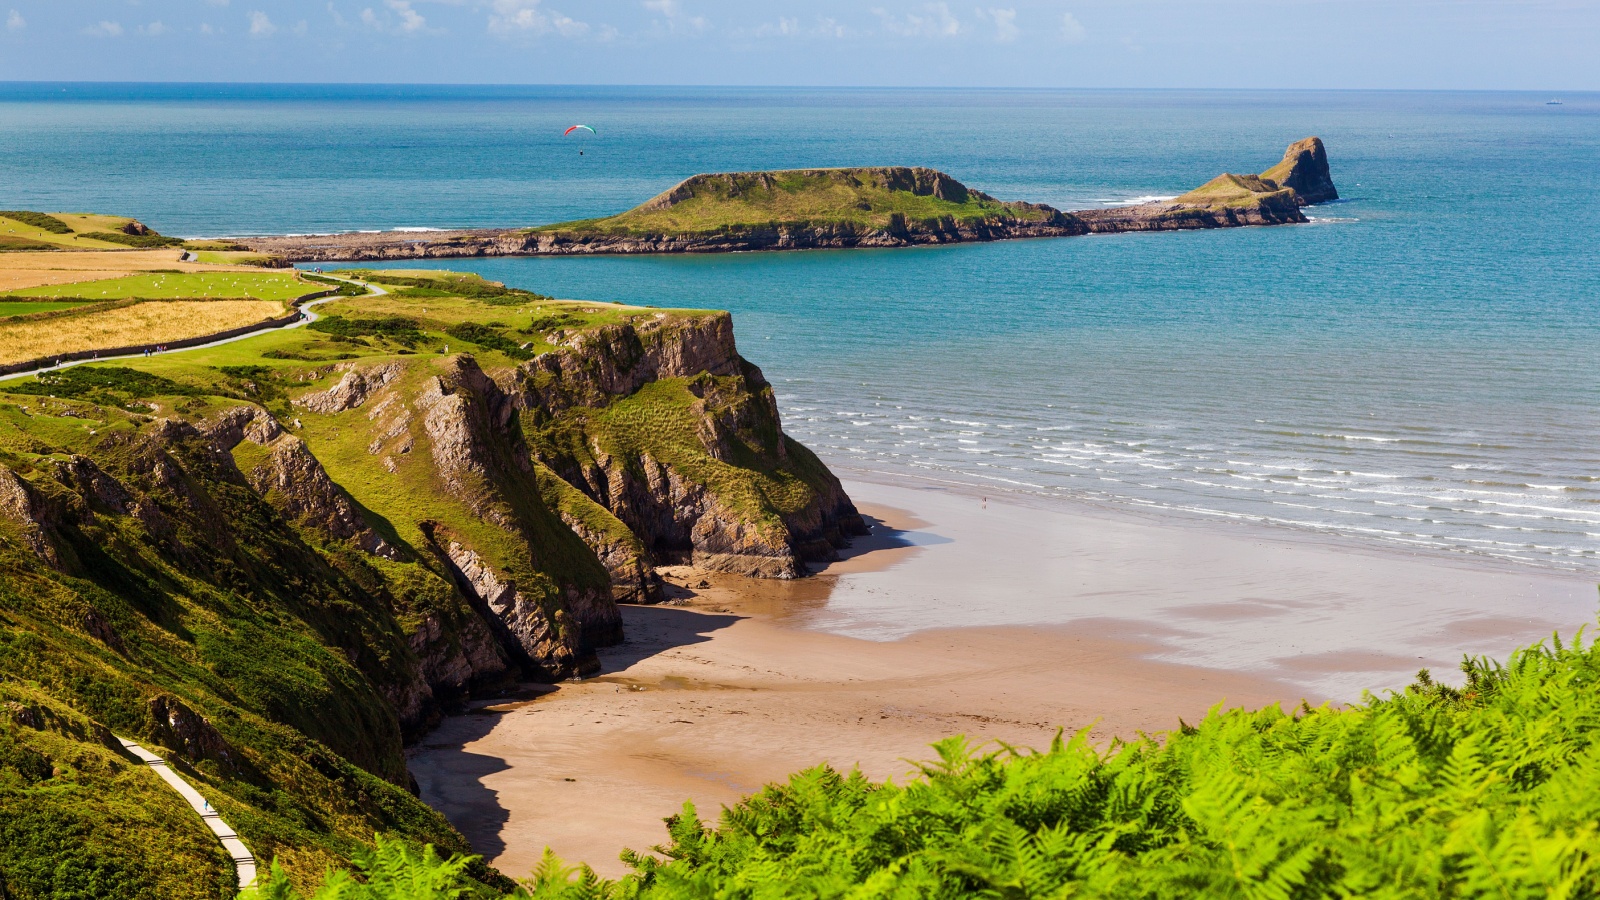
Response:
[238,136,1340,261]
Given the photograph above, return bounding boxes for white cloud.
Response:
[387,0,426,33]
[1060,11,1085,42]
[248,10,277,36]
[976,7,1018,42]
[200,22,216,34]
[487,0,593,37]
[643,0,708,33]
[488,0,548,33]
[550,13,588,37]
[6,9,22,31]
[751,16,799,38]
[84,20,124,37]
[816,16,846,38]
[293,19,309,35]
[874,3,961,38]
[139,21,170,36]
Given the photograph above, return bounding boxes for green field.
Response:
[5,270,310,300]
[533,167,1055,237]
[0,299,94,316]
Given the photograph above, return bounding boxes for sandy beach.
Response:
[409,477,1599,880]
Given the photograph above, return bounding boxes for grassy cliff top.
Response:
[0,211,188,250]
[1173,173,1298,209]
[532,167,1054,236]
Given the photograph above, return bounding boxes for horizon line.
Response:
[0,80,1592,95]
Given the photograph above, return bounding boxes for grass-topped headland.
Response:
[236,137,1340,262]
[0,254,863,895]
[531,167,1063,238]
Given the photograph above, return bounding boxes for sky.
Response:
[0,1,1596,89]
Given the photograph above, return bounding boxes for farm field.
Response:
[0,248,279,291]
[5,270,309,301]
[0,299,93,316]
[0,298,289,365]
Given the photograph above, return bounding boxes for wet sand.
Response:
[408,477,1598,880]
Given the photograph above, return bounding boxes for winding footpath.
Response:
[117,736,259,890]
[0,275,383,383]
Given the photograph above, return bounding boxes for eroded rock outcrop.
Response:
[437,540,584,677]
[412,355,621,661]
[521,312,867,578]
[206,406,398,559]
[148,694,242,775]
[0,466,59,566]
[1262,136,1339,205]
[296,362,403,414]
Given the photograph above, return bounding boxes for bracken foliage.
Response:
[250,630,1600,899]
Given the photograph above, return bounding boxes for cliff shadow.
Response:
[408,713,514,861]
[598,606,744,672]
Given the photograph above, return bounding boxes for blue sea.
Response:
[5,84,1598,573]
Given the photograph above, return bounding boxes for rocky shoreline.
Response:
[239,137,1339,262]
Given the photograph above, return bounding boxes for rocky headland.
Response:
[0,275,864,893]
[239,137,1338,261]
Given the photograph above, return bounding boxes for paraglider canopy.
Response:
[563,125,596,136]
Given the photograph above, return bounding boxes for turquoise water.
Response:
[5,85,1598,572]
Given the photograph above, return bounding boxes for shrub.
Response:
[300,274,371,297]
[253,631,1600,898]
[310,315,424,347]
[444,323,532,360]
[366,274,551,307]
[0,211,72,234]
[82,231,187,248]
[5,366,198,401]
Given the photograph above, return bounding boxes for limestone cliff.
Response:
[515,312,867,577]
[1261,136,1339,205]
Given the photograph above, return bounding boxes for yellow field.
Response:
[0,248,259,292]
[1,299,288,365]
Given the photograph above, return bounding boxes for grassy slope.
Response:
[0,215,131,251]
[532,168,1051,237]
[1,260,858,895]
[0,399,478,897]
[1173,173,1298,209]
[0,300,93,316]
[0,268,732,894]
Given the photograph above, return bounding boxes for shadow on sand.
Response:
[408,605,745,861]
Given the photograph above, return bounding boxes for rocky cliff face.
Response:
[515,312,867,578]
[1261,136,1339,205]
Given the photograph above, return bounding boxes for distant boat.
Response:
[1546,99,1564,105]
